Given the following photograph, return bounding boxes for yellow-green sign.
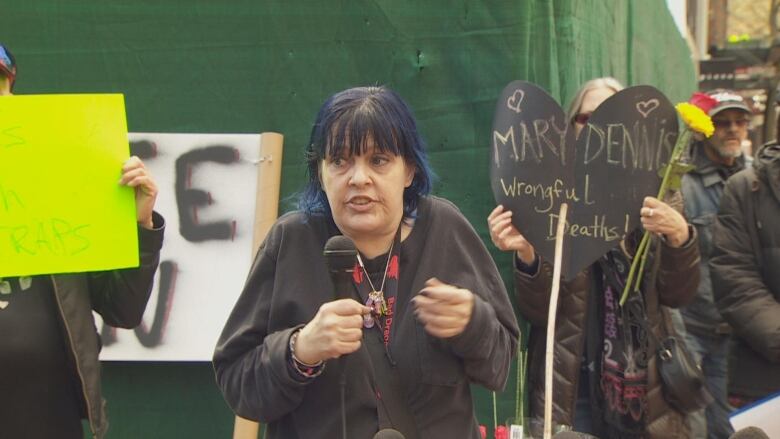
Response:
[0,94,138,277]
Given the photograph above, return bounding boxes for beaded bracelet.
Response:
[289,329,325,378]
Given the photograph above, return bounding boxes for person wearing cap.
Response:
[679,89,753,439]
[709,112,780,410]
[0,43,165,439]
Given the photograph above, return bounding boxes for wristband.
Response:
[289,329,325,378]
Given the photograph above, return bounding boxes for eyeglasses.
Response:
[712,118,749,129]
[573,112,591,125]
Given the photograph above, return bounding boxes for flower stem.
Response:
[619,129,692,305]
[620,231,650,305]
[493,391,498,429]
[633,232,652,293]
[515,349,527,423]
[515,350,522,422]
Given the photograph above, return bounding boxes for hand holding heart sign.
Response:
[490,81,679,280]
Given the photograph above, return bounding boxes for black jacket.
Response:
[213,196,519,439]
[711,142,780,398]
[55,212,164,438]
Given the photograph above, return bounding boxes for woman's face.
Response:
[320,140,415,243]
[574,87,616,138]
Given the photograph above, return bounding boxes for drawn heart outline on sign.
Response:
[490,81,678,280]
[507,89,525,113]
[636,99,660,118]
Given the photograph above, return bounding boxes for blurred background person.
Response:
[680,89,753,439]
[710,124,780,410]
[488,77,700,438]
[0,43,166,439]
[213,86,519,439]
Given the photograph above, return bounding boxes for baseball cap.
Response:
[705,89,750,116]
[0,44,16,83]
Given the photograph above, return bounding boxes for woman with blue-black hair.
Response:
[214,86,518,439]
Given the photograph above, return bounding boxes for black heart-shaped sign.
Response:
[490,81,678,280]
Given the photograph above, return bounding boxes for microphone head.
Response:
[323,235,357,273]
[373,429,406,439]
[729,426,770,439]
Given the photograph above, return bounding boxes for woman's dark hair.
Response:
[297,86,434,218]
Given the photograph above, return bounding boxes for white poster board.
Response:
[730,392,780,438]
[97,132,282,361]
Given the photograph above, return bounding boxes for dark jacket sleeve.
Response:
[710,176,780,363]
[89,211,165,328]
[447,270,519,391]
[434,200,519,391]
[654,228,700,308]
[212,223,310,422]
[513,258,587,327]
[513,258,552,327]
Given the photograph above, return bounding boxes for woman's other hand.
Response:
[294,299,370,364]
[487,205,536,264]
[640,196,690,248]
[413,278,475,339]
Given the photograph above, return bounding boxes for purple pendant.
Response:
[363,312,375,329]
[364,291,386,329]
[364,296,376,328]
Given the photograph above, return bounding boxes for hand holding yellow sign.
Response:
[0,94,138,276]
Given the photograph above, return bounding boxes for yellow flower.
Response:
[675,102,714,137]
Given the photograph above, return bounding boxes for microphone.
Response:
[728,427,770,439]
[324,235,358,300]
[373,429,406,439]
[323,235,358,439]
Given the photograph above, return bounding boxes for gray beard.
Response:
[716,147,742,159]
[707,141,743,160]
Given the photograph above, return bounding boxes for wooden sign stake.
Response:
[544,202,568,439]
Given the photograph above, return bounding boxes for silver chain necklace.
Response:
[356,240,394,327]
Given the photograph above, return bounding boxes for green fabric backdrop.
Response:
[1,1,695,437]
